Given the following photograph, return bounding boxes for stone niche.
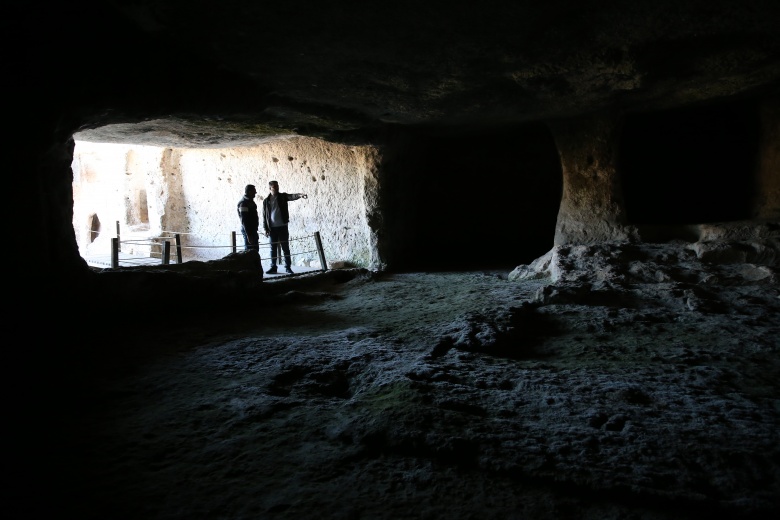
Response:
[72,135,385,270]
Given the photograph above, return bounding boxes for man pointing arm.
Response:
[262,180,308,274]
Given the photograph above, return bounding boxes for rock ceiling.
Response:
[62,0,780,147]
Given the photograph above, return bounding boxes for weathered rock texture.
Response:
[550,115,638,245]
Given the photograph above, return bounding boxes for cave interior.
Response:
[9,1,780,518]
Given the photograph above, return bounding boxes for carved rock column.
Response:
[753,95,780,220]
[362,147,387,271]
[549,114,637,246]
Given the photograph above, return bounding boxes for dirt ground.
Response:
[49,240,780,519]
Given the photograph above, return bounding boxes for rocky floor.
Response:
[51,240,779,519]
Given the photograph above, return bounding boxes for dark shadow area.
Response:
[620,99,760,226]
[381,122,562,272]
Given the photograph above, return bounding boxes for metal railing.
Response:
[101,224,328,272]
[229,231,328,271]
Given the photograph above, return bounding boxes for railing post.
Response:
[162,240,171,265]
[314,231,328,272]
[111,237,119,269]
[175,234,183,263]
[116,221,121,252]
[231,231,237,253]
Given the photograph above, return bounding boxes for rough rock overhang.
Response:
[57,0,780,146]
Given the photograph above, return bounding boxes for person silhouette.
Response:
[237,184,260,254]
[262,180,307,274]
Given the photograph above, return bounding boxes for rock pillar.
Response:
[753,95,780,220]
[361,147,386,271]
[549,114,637,245]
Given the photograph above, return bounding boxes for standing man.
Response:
[237,184,261,257]
[263,180,308,274]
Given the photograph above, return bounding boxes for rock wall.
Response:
[72,142,131,256]
[72,143,170,259]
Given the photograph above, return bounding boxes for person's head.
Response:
[245,184,257,198]
[269,180,279,195]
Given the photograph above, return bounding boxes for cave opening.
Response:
[70,131,386,270]
[382,122,562,272]
[620,99,760,227]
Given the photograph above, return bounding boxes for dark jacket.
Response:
[263,193,302,233]
[237,195,259,231]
